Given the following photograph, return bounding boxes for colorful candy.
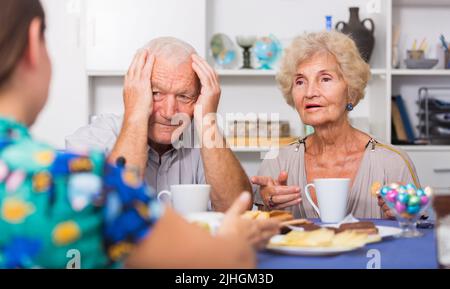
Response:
[374,182,434,219]
[416,189,425,197]
[397,192,410,204]
[389,183,400,189]
[386,190,398,203]
[406,183,417,191]
[424,187,433,197]
[407,205,420,215]
[408,195,421,207]
[395,201,407,214]
[407,188,417,195]
[420,196,429,206]
[380,187,390,196]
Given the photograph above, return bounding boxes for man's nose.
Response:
[160,95,178,119]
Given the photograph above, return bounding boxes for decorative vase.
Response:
[236,36,257,69]
[335,7,375,63]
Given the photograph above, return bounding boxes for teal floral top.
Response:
[0,117,163,268]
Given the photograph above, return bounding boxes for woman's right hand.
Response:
[377,195,396,219]
[251,171,302,210]
[218,192,280,250]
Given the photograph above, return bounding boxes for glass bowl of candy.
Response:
[378,183,433,238]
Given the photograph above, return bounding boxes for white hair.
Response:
[143,37,197,65]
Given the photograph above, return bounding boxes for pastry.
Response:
[242,210,293,221]
[338,221,379,235]
[269,210,294,222]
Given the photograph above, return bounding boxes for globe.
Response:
[253,35,282,70]
[210,33,237,69]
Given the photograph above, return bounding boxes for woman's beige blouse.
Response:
[254,138,420,219]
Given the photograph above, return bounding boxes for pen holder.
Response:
[445,50,450,69]
[407,50,424,60]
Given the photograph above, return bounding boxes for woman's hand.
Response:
[218,192,280,250]
[377,195,396,219]
[251,172,302,210]
[123,48,155,122]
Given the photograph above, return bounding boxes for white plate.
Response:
[184,212,224,234]
[267,225,402,256]
[371,225,402,239]
[267,235,364,256]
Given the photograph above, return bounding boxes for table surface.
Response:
[257,219,438,269]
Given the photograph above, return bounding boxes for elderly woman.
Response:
[252,31,419,219]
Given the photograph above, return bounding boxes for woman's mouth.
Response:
[305,104,323,110]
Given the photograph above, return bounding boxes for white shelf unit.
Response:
[398,145,450,152]
[390,0,450,189]
[84,0,450,183]
[231,147,271,152]
[394,0,450,7]
[216,68,387,77]
[87,70,126,77]
[217,69,277,76]
[392,69,450,76]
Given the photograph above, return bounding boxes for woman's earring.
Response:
[346,103,354,111]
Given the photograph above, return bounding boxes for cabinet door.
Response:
[407,151,450,189]
[31,0,88,148]
[85,0,206,72]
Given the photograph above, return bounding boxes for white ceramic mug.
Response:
[157,184,211,215]
[304,178,350,223]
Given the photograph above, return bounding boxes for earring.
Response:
[346,103,354,111]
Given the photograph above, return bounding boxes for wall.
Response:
[32,0,88,148]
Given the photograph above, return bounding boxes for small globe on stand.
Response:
[210,33,237,69]
[236,35,257,69]
[253,35,282,70]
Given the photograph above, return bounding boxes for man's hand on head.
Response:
[123,48,155,123]
[191,54,221,117]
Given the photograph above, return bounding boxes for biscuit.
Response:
[338,221,379,235]
[243,210,292,221]
[280,219,315,235]
[269,210,294,222]
[281,219,312,226]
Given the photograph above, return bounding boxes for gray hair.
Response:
[277,31,370,108]
[144,37,197,65]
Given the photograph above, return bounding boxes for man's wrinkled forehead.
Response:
[151,57,200,95]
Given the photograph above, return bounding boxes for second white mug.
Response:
[304,178,350,223]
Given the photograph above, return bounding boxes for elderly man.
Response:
[66,37,252,212]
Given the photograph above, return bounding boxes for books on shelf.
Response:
[226,118,296,148]
[392,99,408,142]
[227,119,291,139]
[392,95,415,144]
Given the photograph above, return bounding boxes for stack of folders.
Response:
[417,96,450,144]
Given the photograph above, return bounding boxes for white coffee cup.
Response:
[157,184,211,215]
[304,178,350,223]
